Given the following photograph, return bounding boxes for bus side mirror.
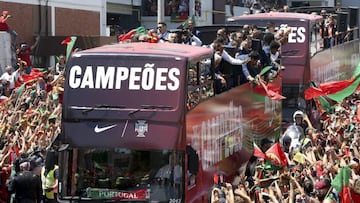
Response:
[186,145,199,175]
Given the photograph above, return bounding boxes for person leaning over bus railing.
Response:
[213,53,227,94]
[275,25,292,45]
[211,38,250,66]
[241,51,262,85]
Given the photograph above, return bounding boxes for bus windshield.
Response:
[59,148,184,202]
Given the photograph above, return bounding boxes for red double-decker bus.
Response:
[59,42,282,202]
[227,9,360,124]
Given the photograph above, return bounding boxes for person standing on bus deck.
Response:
[211,38,250,66]
[0,10,17,50]
[320,13,337,49]
[181,28,202,46]
[241,51,262,84]
[216,28,230,46]
[41,151,59,203]
[187,20,200,38]
[157,22,170,43]
[265,22,276,35]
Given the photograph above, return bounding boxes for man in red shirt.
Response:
[16,36,39,74]
[0,10,17,49]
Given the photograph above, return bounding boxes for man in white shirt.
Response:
[182,29,202,46]
[0,65,16,90]
[157,22,170,43]
[211,38,250,65]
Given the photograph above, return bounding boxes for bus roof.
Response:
[76,42,214,61]
[227,12,323,22]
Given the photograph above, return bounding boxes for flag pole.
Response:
[157,0,165,24]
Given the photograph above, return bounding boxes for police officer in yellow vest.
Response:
[41,151,59,203]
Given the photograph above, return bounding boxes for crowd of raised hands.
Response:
[210,91,360,203]
[0,68,64,168]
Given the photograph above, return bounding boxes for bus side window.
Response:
[310,23,320,56]
[186,145,199,187]
[187,60,214,110]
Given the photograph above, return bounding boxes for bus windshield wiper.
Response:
[82,105,126,113]
[141,105,173,110]
[128,105,173,116]
[68,105,126,114]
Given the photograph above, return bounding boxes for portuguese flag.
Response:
[331,166,351,203]
[61,36,77,60]
[253,66,286,100]
[253,142,266,159]
[306,81,332,113]
[254,176,280,189]
[118,26,147,42]
[305,62,360,102]
[265,142,288,167]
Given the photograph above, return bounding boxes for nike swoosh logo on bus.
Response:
[94,124,117,133]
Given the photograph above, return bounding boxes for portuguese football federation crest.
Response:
[135,120,148,137]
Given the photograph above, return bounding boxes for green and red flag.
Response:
[252,66,286,100]
[13,68,45,92]
[331,166,351,203]
[253,142,266,159]
[257,77,286,100]
[61,36,77,60]
[265,142,288,167]
[307,81,332,113]
[118,26,147,42]
[177,15,196,29]
[305,78,356,100]
[305,62,360,102]
[327,76,360,103]
[357,103,360,123]
[256,176,280,188]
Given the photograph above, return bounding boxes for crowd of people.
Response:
[1,4,360,203]
[0,10,64,201]
[209,90,360,203]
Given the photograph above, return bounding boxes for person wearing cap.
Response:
[314,177,338,203]
[0,10,17,49]
[7,157,42,203]
[16,35,40,74]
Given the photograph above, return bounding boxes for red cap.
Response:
[315,181,327,189]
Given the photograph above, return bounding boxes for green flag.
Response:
[331,166,351,203]
[61,36,77,60]
[318,95,332,112]
[118,26,146,42]
[326,62,360,102]
[178,15,196,29]
[15,83,26,95]
[332,166,351,192]
[327,76,360,102]
[259,66,273,76]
